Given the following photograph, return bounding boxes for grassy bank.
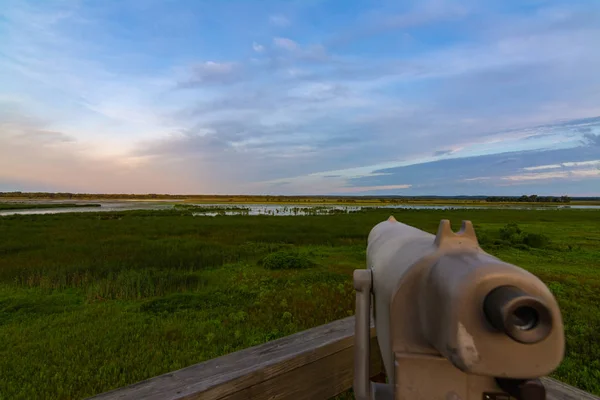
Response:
[0,208,599,399]
[0,203,101,210]
[2,192,599,206]
[180,198,600,206]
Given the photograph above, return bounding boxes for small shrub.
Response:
[261,250,313,270]
[523,233,551,248]
[499,223,522,240]
[476,231,491,245]
[492,239,512,247]
[497,223,551,249]
[508,232,526,245]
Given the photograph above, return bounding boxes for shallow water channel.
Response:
[1,200,598,217]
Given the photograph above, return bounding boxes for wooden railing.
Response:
[89,316,598,400]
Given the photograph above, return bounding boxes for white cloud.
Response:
[562,160,600,167]
[523,160,600,171]
[523,164,563,171]
[252,42,265,53]
[501,171,570,181]
[499,168,600,182]
[195,61,235,74]
[451,161,600,191]
[462,177,493,182]
[572,169,600,178]
[337,184,412,193]
[273,37,298,51]
[180,61,240,86]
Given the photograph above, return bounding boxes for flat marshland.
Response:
[0,208,599,399]
[0,203,101,210]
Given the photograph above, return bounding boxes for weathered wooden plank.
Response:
[218,336,382,400]
[543,377,599,400]
[88,316,598,400]
[89,316,379,400]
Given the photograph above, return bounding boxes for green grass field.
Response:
[2,192,599,207]
[0,208,599,399]
[0,203,101,210]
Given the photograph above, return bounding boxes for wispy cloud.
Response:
[523,164,563,171]
[178,61,242,87]
[333,145,600,195]
[337,184,412,193]
[269,14,290,27]
[326,0,471,48]
[252,42,265,53]
[584,133,600,146]
[0,108,187,193]
[500,169,600,182]
[273,37,298,51]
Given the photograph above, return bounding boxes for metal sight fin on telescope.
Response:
[434,219,479,248]
[385,216,480,248]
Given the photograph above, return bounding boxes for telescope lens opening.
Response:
[511,306,539,331]
[484,285,553,344]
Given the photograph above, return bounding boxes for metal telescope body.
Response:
[353,217,564,400]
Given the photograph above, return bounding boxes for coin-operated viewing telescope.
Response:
[353,217,564,400]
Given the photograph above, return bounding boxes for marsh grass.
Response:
[0,208,599,399]
[260,250,315,270]
[0,203,101,210]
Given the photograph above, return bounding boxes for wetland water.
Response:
[0,201,598,216]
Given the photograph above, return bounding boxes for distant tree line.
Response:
[0,192,435,202]
[485,195,571,203]
[0,192,364,201]
[0,192,582,204]
[0,192,468,203]
[0,192,181,200]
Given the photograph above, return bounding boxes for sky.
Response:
[1,0,600,196]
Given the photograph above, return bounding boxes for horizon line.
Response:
[0,192,596,198]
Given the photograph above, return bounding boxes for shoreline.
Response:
[1,197,598,207]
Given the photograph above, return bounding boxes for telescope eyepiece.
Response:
[484,285,552,344]
[511,305,539,331]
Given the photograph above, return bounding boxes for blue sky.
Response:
[1,0,599,195]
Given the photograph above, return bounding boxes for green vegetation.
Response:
[173,204,251,212]
[486,195,571,203]
[480,222,553,250]
[2,191,599,206]
[0,202,101,210]
[0,208,599,399]
[260,250,315,270]
[176,204,366,216]
[173,204,251,215]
